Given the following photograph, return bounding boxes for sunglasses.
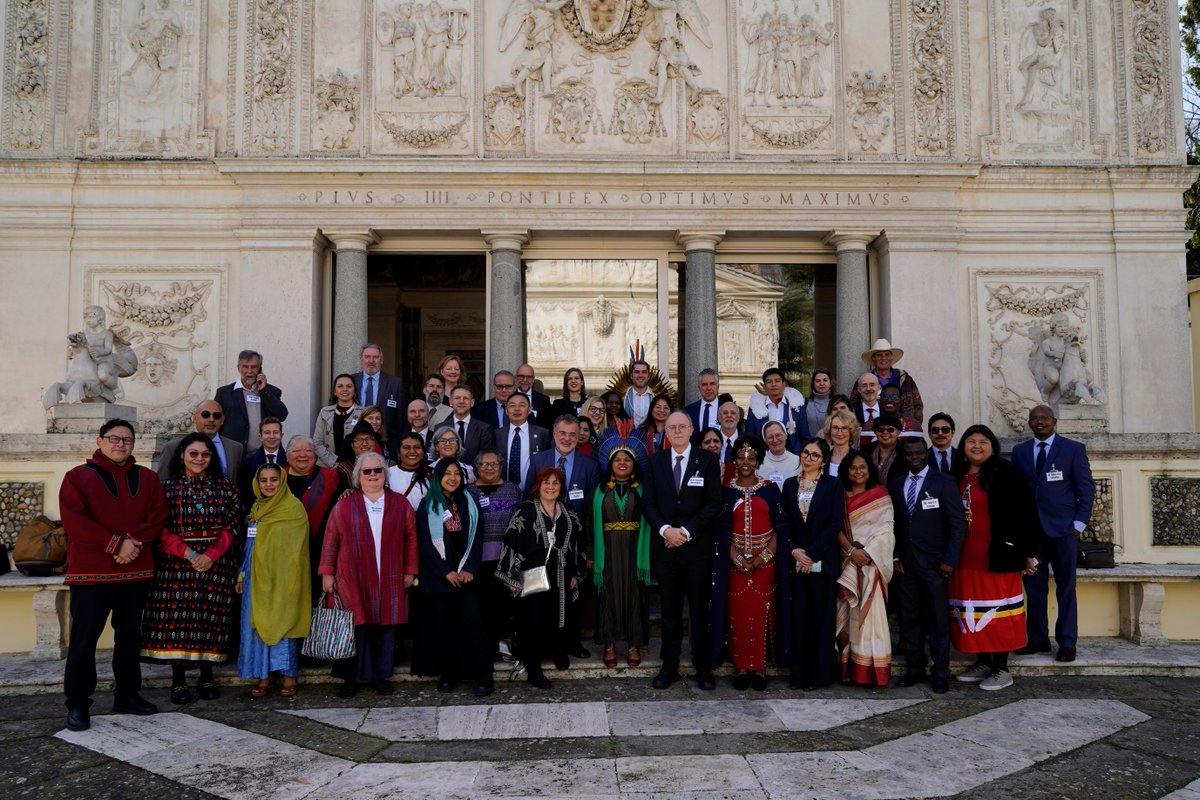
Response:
[199,410,223,420]
[930,426,952,434]
[185,451,212,459]
[494,383,514,389]
[360,467,385,475]
[875,426,898,434]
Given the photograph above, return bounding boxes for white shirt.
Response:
[765,397,789,423]
[386,466,427,510]
[697,400,717,429]
[363,493,385,581]
[628,388,652,426]
[861,402,881,419]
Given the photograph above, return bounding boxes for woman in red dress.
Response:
[950,424,1040,691]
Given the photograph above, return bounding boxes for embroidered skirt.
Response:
[141,537,238,664]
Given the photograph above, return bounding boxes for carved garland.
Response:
[9,0,50,150]
[560,1,648,53]
[985,285,1087,317]
[911,0,948,155]
[377,112,467,148]
[750,117,831,148]
[1131,0,1167,154]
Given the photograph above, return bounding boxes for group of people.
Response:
[58,339,1094,733]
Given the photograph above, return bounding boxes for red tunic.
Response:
[727,493,777,672]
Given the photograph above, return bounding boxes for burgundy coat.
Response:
[318,489,418,626]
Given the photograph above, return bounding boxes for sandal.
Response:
[627,647,641,667]
[279,681,298,698]
[603,645,618,668]
[250,681,271,698]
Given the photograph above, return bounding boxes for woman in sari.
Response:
[835,452,894,687]
[713,435,786,691]
[237,464,311,698]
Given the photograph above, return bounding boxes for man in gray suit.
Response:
[435,385,495,467]
[157,399,243,483]
[352,343,406,452]
[496,393,548,492]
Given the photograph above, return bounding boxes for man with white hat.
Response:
[850,338,924,431]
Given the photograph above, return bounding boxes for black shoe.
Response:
[569,645,591,659]
[528,670,551,690]
[931,678,949,694]
[372,679,395,695]
[65,707,90,732]
[1055,647,1077,662]
[436,679,453,693]
[732,672,751,691]
[553,654,570,671]
[695,673,716,691]
[1015,643,1051,655]
[169,685,191,705]
[337,681,358,699]
[896,673,927,688]
[113,695,158,715]
[750,673,768,691]
[196,680,220,701]
[652,668,680,690]
[474,682,494,698]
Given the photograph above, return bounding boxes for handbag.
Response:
[1076,525,1116,569]
[12,515,67,576]
[301,592,357,660]
[520,544,554,597]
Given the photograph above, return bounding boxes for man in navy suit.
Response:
[926,412,957,474]
[436,385,496,467]
[515,364,554,425]
[1013,404,1095,662]
[472,370,517,430]
[889,437,966,693]
[238,416,288,510]
[351,343,406,452]
[683,368,722,445]
[213,350,289,451]
[496,393,549,492]
[642,411,723,690]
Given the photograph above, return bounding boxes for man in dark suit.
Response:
[436,385,496,467]
[351,343,406,452]
[853,372,883,446]
[642,411,723,690]
[238,416,288,509]
[683,368,721,444]
[889,437,966,693]
[926,412,957,474]
[213,349,289,451]
[496,393,549,492]
[515,364,553,425]
[472,370,517,430]
[407,398,436,458]
[1013,404,1095,662]
[715,400,743,464]
[157,400,244,484]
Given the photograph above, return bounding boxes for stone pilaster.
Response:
[324,230,378,376]
[677,231,724,406]
[826,232,876,393]
[483,230,530,378]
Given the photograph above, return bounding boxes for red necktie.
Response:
[939,451,949,473]
[266,453,276,464]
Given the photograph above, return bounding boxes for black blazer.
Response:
[860,441,909,487]
[970,459,1040,573]
[435,417,497,467]
[520,389,554,425]
[213,383,289,449]
[471,397,508,430]
[642,447,723,562]
[779,474,845,574]
[888,469,967,571]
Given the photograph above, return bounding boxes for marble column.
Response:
[826,231,876,393]
[325,230,378,376]
[483,230,530,377]
[677,231,724,406]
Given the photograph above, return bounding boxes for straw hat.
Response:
[861,338,904,365]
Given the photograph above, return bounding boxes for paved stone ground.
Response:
[5,673,1200,799]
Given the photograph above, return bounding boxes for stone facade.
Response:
[0,482,44,549]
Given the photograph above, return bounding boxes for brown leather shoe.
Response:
[627,647,641,667]
[603,645,617,668]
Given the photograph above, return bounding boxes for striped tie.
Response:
[906,475,918,515]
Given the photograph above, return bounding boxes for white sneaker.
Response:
[979,669,1014,691]
[955,662,992,683]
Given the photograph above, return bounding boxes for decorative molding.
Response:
[748,116,831,149]
[377,111,467,148]
[910,0,949,156]
[1129,0,1169,155]
[2,0,52,151]
[313,69,359,150]
[244,0,297,154]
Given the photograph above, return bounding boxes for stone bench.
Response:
[1075,564,1200,646]
[0,572,67,659]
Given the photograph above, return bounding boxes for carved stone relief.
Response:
[846,70,891,151]
[687,88,726,151]
[609,79,664,143]
[244,0,297,154]
[975,273,1107,435]
[1129,0,1170,155]
[908,0,949,156]
[313,69,359,150]
[2,0,54,152]
[546,77,602,143]
[737,0,838,156]
[86,269,226,436]
[484,85,526,153]
[371,1,472,153]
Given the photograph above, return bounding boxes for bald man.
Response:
[156,400,243,482]
[854,372,883,447]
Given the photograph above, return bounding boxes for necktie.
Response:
[906,475,918,514]
[701,403,711,432]
[557,455,566,481]
[866,407,875,422]
[939,451,949,473]
[365,375,375,408]
[266,453,276,464]
[458,420,466,443]
[508,428,522,484]
[1035,441,1048,475]
[674,454,684,493]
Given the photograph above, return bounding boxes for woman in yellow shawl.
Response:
[236,464,311,697]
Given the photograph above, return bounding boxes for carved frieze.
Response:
[2,0,53,152]
[86,268,226,436]
[846,71,892,152]
[244,0,297,154]
[1129,0,1170,155]
[371,1,473,154]
[909,0,949,156]
[560,0,647,53]
[313,69,359,150]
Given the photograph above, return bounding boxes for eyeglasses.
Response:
[517,374,534,380]
[929,426,952,434]
[437,438,457,445]
[101,435,134,446]
[800,451,823,460]
[185,451,212,459]
[665,424,691,432]
[494,383,514,390]
[199,410,223,420]
[360,467,385,475]
[478,461,501,469]
[874,426,898,434]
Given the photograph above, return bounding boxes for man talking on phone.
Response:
[214,349,289,451]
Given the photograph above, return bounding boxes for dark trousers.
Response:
[515,588,572,673]
[895,562,951,680]
[480,560,513,654]
[654,555,711,673]
[419,586,492,684]
[64,581,150,710]
[790,571,837,688]
[1023,533,1078,649]
[332,624,397,683]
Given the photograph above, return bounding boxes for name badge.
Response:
[799,491,814,505]
[246,522,257,539]
[478,495,491,508]
[386,398,398,408]
[245,394,261,404]
[921,497,940,510]
[687,475,705,487]
[441,509,453,522]
[568,488,584,501]
[1046,470,1064,482]
[768,474,784,485]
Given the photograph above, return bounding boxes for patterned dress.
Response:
[141,475,242,663]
